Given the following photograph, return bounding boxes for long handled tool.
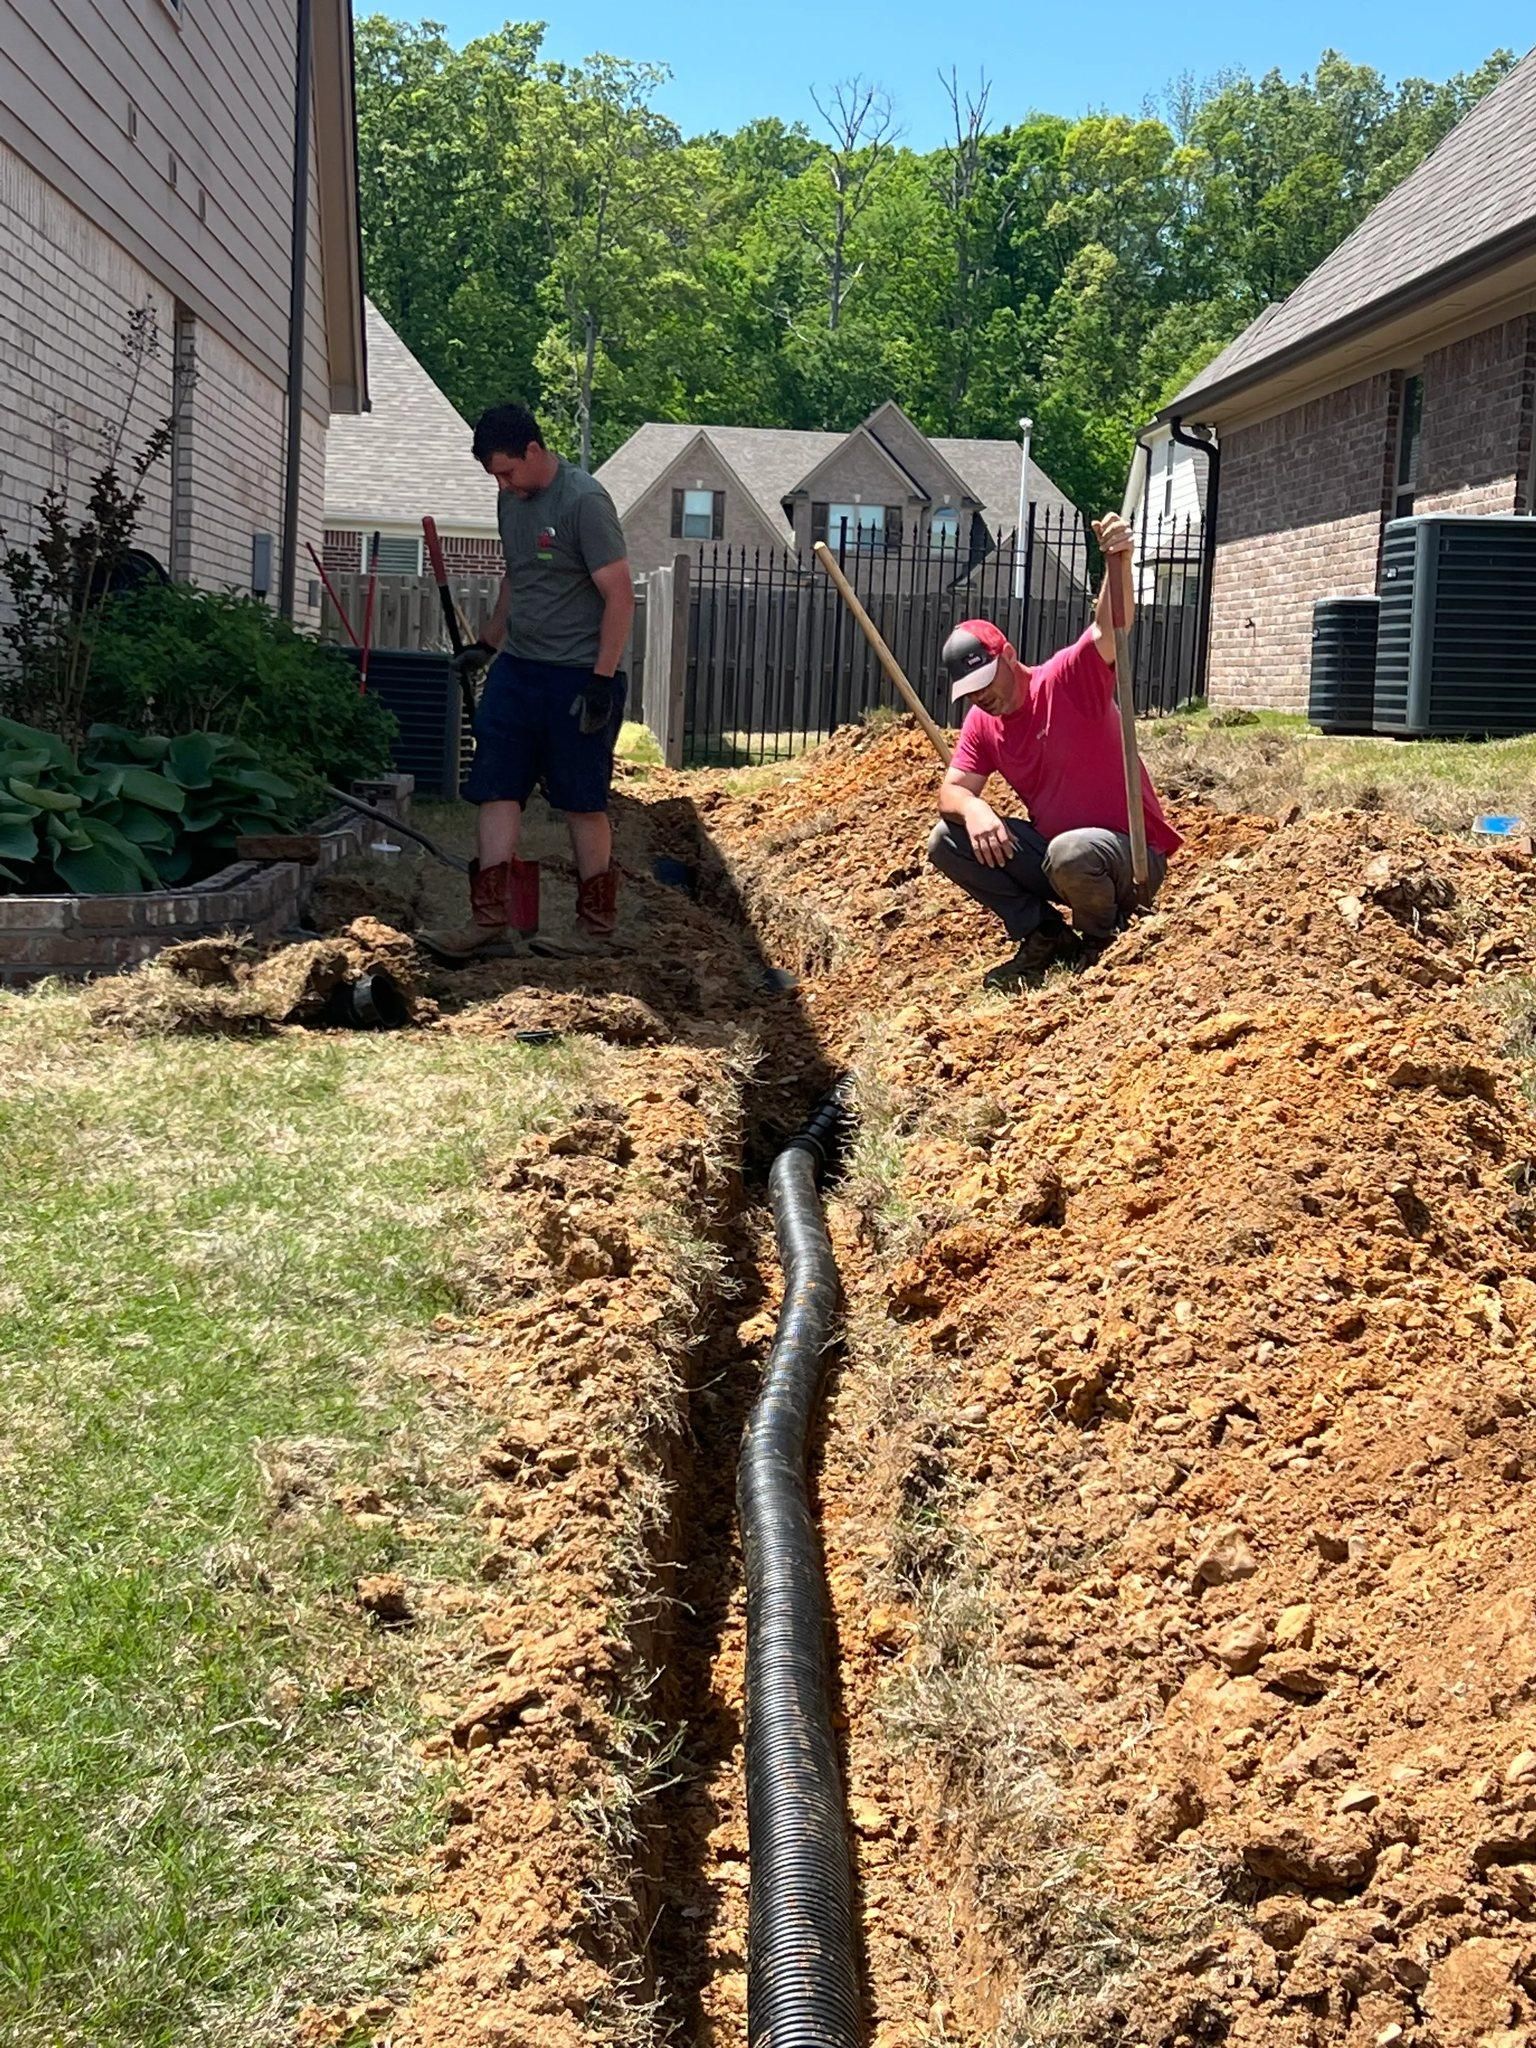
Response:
[1105,447,1151,906]
[324,785,471,874]
[358,530,381,698]
[307,542,362,649]
[812,541,951,765]
[422,516,480,732]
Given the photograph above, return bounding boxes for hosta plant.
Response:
[0,716,299,894]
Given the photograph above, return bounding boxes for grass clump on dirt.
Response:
[0,988,595,2048]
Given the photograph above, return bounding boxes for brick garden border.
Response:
[0,774,415,987]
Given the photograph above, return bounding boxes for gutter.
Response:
[278,0,315,619]
[1169,418,1219,703]
[1158,213,1536,425]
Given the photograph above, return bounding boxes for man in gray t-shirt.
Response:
[423,404,635,963]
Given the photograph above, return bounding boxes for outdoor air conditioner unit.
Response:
[1373,514,1536,737]
[340,647,472,796]
[1307,596,1378,734]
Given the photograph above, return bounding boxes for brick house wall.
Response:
[621,449,784,577]
[1415,313,1536,515]
[787,436,920,554]
[322,528,501,574]
[1208,308,1536,711]
[1208,373,1398,712]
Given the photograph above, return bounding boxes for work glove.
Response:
[453,639,496,679]
[575,670,622,737]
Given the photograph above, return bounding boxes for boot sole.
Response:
[419,938,527,966]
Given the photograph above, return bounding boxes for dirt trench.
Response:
[283,715,1536,2048]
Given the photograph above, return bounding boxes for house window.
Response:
[931,506,960,550]
[681,489,715,540]
[827,503,884,550]
[670,487,724,541]
[1393,374,1423,522]
[369,535,423,576]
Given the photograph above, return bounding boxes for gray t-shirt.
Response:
[496,457,628,668]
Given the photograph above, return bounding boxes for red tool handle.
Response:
[306,541,361,648]
[422,515,467,656]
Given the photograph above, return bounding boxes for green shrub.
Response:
[0,715,300,893]
[86,584,396,816]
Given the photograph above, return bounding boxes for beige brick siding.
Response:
[789,436,922,553]
[623,450,785,577]
[1415,313,1536,515]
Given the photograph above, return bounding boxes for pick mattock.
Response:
[812,541,951,766]
[1103,446,1151,907]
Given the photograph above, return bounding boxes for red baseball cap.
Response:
[942,619,1007,702]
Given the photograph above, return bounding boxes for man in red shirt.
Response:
[929,511,1182,991]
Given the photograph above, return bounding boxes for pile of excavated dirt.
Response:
[689,719,1536,2046]
[85,917,432,1034]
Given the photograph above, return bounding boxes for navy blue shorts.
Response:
[463,654,628,813]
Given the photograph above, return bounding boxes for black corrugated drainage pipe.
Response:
[737,1088,862,2048]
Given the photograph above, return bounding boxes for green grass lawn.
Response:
[0,991,594,2047]
[1139,708,1536,830]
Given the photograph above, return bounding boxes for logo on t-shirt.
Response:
[536,524,557,561]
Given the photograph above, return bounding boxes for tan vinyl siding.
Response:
[0,143,175,555]
[0,0,331,422]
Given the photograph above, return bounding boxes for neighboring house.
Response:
[323,299,500,579]
[595,402,1081,586]
[1133,422,1210,607]
[0,1,365,620]
[1157,45,1536,711]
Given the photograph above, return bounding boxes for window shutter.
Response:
[884,505,902,550]
[811,501,828,546]
[670,488,684,539]
[711,489,725,539]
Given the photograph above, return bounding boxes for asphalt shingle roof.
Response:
[1172,47,1536,413]
[324,302,499,530]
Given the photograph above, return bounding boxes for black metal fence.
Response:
[682,506,1205,766]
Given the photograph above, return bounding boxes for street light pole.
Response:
[1013,415,1033,601]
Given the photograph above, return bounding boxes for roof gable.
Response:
[864,401,979,509]
[595,420,1079,546]
[1171,46,1536,415]
[324,301,498,530]
[628,429,794,553]
[787,424,927,504]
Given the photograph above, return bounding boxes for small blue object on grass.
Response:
[1473,813,1525,838]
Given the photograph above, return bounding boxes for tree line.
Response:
[355,17,1515,514]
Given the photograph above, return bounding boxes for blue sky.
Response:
[418,2,1525,146]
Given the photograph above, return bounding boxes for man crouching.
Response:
[928,511,1182,992]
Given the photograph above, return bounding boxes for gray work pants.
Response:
[926,817,1167,942]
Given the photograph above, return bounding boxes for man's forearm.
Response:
[595,582,635,678]
[939,781,990,827]
[480,576,511,648]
